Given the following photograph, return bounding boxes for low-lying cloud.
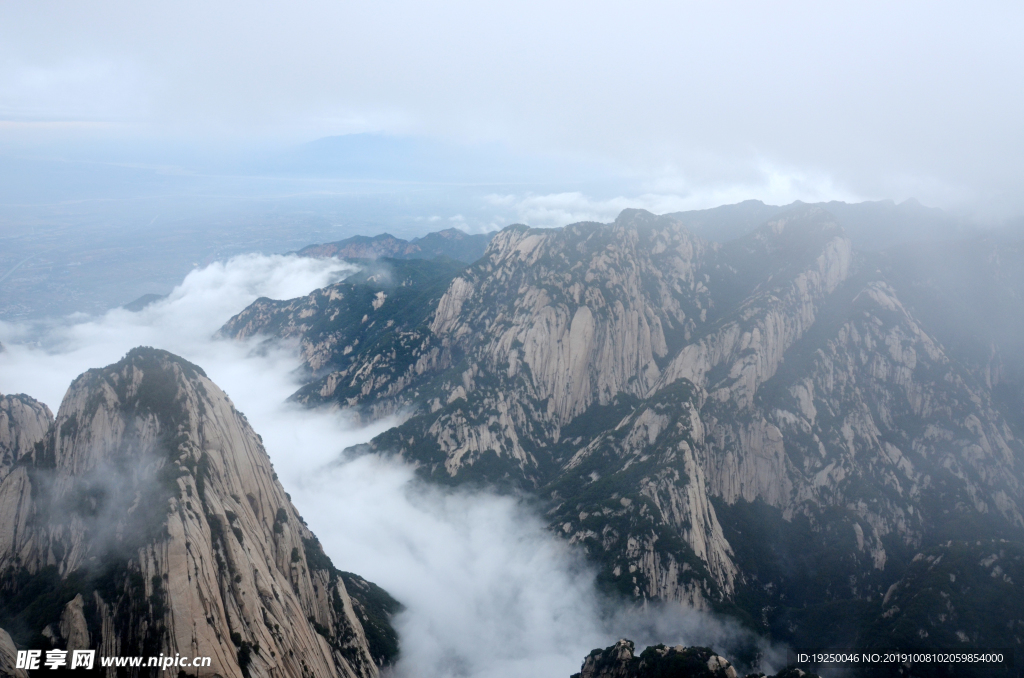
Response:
[485,166,860,228]
[0,254,782,677]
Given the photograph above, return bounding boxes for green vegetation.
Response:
[339,571,403,667]
[301,536,402,667]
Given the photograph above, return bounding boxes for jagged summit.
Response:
[0,347,398,677]
[0,392,51,484]
[221,206,1024,654]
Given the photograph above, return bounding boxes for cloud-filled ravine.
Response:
[0,254,780,678]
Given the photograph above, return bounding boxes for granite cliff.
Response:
[0,348,397,677]
[221,205,1024,652]
[570,639,817,678]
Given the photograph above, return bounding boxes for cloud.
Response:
[483,163,862,227]
[0,254,783,677]
[0,254,352,409]
[3,1,1023,213]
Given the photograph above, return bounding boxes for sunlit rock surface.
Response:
[0,393,52,483]
[0,348,397,678]
[223,205,1024,651]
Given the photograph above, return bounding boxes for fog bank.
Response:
[0,254,781,677]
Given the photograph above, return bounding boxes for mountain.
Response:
[666,198,970,251]
[569,639,817,678]
[220,206,1024,657]
[295,228,494,263]
[122,293,168,313]
[0,348,398,677]
[1,393,52,484]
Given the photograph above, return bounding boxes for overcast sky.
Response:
[1,1,1022,216]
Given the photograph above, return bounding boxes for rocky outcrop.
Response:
[0,393,52,482]
[548,381,738,607]
[220,257,464,420]
[222,205,1024,650]
[570,639,816,678]
[0,347,397,677]
[860,539,1024,650]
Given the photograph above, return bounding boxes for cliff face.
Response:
[221,206,1024,650]
[0,348,396,677]
[0,393,52,483]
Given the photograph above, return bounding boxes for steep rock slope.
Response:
[879,231,1024,426]
[0,348,396,677]
[221,206,1024,650]
[708,273,1024,637]
[0,393,52,483]
[221,258,464,421]
[545,381,739,607]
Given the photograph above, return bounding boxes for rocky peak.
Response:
[570,638,816,678]
[0,347,397,677]
[0,393,52,483]
[220,205,1024,652]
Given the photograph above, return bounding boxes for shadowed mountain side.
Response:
[220,205,1024,654]
[666,198,970,251]
[0,348,398,677]
[570,639,818,678]
[0,393,52,484]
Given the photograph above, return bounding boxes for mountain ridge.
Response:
[295,227,494,264]
[0,347,398,677]
[220,205,1024,654]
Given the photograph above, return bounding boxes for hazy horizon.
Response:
[3,1,1023,221]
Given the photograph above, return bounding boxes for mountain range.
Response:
[3,200,1021,677]
[221,204,1024,669]
[294,228,493,264]
[0,348,398,677]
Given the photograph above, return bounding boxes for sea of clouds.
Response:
[0,254,782,678]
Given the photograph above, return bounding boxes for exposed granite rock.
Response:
[222,205,1024,649]
[220,257,464,421]
[570,638,817,678]
[859,539,1024,650]
[0,347,397,678]
[0,393,52,482]
[548,381,738,606]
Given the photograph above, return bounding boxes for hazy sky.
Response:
[2,1,1022,215]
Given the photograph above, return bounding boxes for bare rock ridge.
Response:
[0,393,52,483]
[220,205,1024,652]
[570,639,817,678]
[0,347,398,677]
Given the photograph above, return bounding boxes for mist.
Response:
[0,255,782,677]
[4,2,1024,217]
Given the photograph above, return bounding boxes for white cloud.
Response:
[0,254,783,677]
[2,1,1022,212]
[484,164,863,227]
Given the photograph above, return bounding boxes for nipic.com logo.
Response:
[16,649,94,670]
[15,649,214,670]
